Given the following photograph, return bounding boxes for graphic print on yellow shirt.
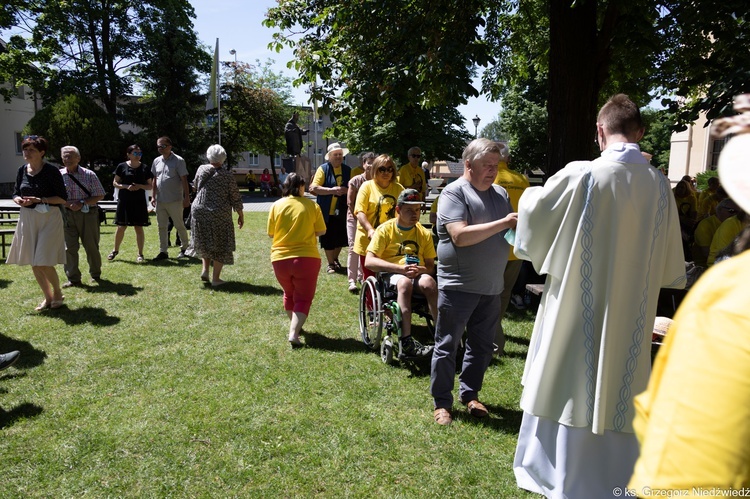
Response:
[366,218,436,266]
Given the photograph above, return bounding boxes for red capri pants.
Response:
[272,257,322,316]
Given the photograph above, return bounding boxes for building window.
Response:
[248,152,259,166]
[15,132,23,154]
[709,137,728,170]
[274,154,281,167]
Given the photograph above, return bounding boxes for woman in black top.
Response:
[108,144,153,262]
[8,136,68,310]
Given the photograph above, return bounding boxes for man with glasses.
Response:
[399,146,427,200]
[151,136,190,260]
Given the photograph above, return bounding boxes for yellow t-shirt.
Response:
[707,215,745,266]
[697,192,719,220]
[629,250,750,497]
[353,180,404,255]
[692,215,722,267]
[267,195,326,262]
[311,164,343,216]
[350,166,364,177]
[367,218,436,266]
[398,164,426,199]
[494,163,529,261]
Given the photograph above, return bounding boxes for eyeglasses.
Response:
[377,167,395,174]
[157,145,169,150]
[410,154,422,158]
[132,151,143,156]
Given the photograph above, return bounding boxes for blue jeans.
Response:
[430,289,501,409]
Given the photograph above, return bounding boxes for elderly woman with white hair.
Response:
[186,144,244,286]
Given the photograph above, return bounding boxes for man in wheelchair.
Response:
[365,189,437,358]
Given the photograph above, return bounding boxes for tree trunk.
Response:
[547,0,601,175]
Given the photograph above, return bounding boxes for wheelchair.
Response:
[358,273,435,365]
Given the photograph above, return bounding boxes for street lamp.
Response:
[229,49,237,63]
[472,115,481,139]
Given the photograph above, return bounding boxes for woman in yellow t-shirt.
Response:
[353,154,404,281]
[267,173,327,347]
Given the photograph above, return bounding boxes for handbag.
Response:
[67,173,105,224]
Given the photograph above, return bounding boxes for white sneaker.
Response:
[348,280,358,293]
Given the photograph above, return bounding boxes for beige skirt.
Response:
[6,206,66,266]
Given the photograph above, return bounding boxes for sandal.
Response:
[464,399,489,418]
[50,298,65,309]
[107,250,118,261]
[326,263,336,274]
[434,408,453,426]
[35,300,50,311]
[136,254,144,263]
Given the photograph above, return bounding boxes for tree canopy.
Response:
[219,60,295,174]
[1,0,210,167]
[264,0,485,161]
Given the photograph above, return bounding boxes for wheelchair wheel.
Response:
[359,276,383,349]
[381,338,395,365]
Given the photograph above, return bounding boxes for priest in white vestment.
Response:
[513,94,686,499]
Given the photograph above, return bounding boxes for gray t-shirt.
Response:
[151,152,188,204]
[436,177,511,295]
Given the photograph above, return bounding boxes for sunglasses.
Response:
[132,151,143,156]
[24,134,39,140]
[410,154,422,158]
[377,167,395,174]
[157,145,169,150]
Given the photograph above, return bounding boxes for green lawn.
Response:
[0,211,537,497]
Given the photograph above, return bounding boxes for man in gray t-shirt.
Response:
[151,136,191,260]
[430,138,517,426]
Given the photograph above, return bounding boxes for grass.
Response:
[0,210,537,497]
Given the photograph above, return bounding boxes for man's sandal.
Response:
[107,250,118,261]
[434,408,453,426]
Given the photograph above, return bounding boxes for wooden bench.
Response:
[98,201,118,224]
[1,229,15,260]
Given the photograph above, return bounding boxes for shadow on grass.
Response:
[0,402,44,429]
[0,278,11,289]
[300,331,366,353]
[38,305,120,327]
[505,307,537,322]
[203,281,283,296]
[83,278,143,297]
[452,403,524,434]
[505,333,530,348]
[0,333,46,370]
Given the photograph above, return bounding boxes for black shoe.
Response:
[177,250,187,259]
[399,336,433,358]
[0,351,20,371]
[152,252,169,261]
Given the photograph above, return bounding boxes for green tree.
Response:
[264,0,485,160]
[1,0,209,163]
[485,0,662,174]
[640,108,676,171]
[219,60,295,180]
[125,1,212,168]
[657,1,750,128]
[24,94,122,163]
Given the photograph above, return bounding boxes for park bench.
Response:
[0,229,14,260]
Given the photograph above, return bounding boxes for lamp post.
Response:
[472,115,481,139]
[229,49,237,63]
